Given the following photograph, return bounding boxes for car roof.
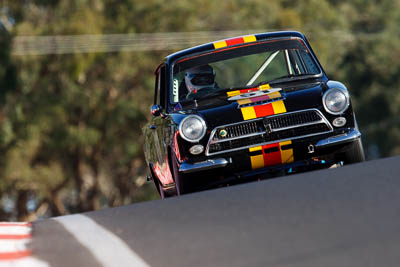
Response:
[165,31,307,64]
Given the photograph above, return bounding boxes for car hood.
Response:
[176,82,326,128]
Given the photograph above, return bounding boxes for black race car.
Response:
[143,31,365,198]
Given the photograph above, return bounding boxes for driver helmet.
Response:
[184,65,216,93]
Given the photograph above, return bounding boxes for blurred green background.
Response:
[1,0,399,221]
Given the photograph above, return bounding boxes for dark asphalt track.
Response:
[31,156,400,267]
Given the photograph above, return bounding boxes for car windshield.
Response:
[171,38,321,103]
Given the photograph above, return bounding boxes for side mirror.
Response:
[151,104,162,117]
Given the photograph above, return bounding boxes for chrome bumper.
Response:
[179,129,361,174]
[179,158,229,174]
[315,129,361,148]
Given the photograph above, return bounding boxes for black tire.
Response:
[170,153,190,195]
[342,138,365,164]
[157,181,166,199]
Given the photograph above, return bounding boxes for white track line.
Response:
[53,214,150,267]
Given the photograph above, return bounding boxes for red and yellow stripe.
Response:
[249,140,294,170]
[213,35,257,49]
[228,84,287,121]
[226,84,293,168]
[227,84,271,97]
[240,93,286,120]
[244,92,291,168]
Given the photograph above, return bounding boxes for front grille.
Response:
[212,120,264,140]
[206,109,333,156]
[268,111,321,129]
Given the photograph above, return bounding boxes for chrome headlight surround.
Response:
[322,87,350,115]
[178,115,207,143]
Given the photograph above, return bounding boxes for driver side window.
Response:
[154,65,166,106]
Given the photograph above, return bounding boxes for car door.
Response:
[148,65,174,186]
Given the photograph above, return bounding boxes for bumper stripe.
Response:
[280,140,294,164]
[250,154,265,169]
[249,146,264,169]
[249,141,294,170]
[263,143,282,166]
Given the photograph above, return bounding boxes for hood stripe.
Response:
[228,86,293,169]
[225,84,294,169]
[239,90,285,121]
[254,104,274,118]
[241,106,257,120]
[271,100,287,114]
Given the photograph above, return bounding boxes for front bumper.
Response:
[315,128,361,148]
[180,158,230,174]
[179,128,361,174]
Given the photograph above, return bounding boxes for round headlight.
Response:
[179,115,207,142]
[323,88,350,115]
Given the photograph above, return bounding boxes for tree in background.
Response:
[335,0,400,157]
[0,0,30,220]
[1,0,159,220]
[0,0,399,221]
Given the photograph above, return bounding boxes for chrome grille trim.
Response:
[205,109,333,156]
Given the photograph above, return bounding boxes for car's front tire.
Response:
[157,181,166,199]
[170,152,191,195]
